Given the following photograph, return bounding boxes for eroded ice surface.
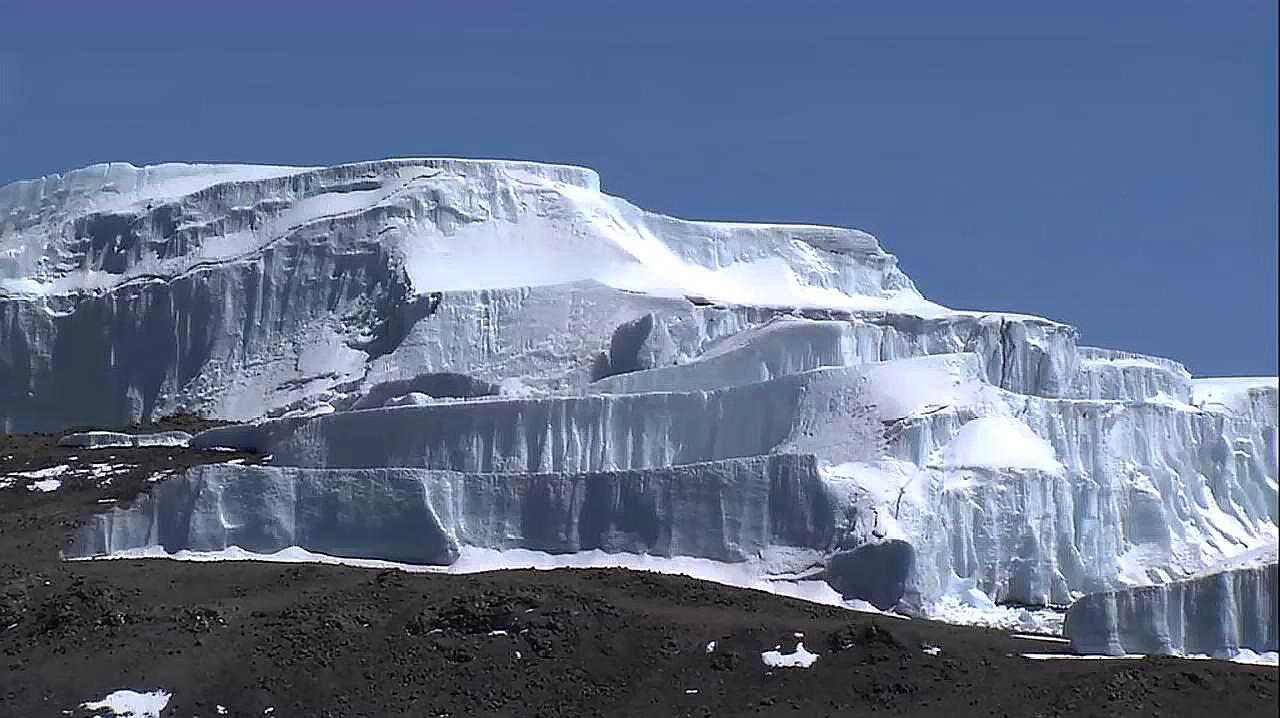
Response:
[67,455,838,571]
[1064,542,1278,657]
[1,159,939,431]
[5,159,1275,648]
[180,350,1276,608]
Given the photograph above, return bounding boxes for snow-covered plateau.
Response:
[2,158,1275,656]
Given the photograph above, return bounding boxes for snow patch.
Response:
[761,642,820,668]
[1010,634,1071,644]
[1193,377,1278,415]
[1022,653,1144,661]
[27,478,61,492]
[934,417,1064,474]
[59,431,191,449]
[10,464,72,479]
[76,545,858,608]
[80,689,172,718]
[858,353,998,421]
[1211,649,1279,666]
[2,462,135,491]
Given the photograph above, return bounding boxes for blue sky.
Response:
[1,1,1275,376]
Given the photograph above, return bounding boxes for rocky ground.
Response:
[1,421,1276,718]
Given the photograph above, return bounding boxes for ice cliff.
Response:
[69,454,838,569]
[4,159,1275,647]
[0,159,937,430]
[1064,543,1278,656]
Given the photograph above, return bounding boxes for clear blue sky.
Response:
[1,1,1275,376]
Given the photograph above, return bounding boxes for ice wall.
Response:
[192,353,1003,472]
[1,158,936,431]
[1195,378,1280,432]
[6,159,1277,636]
[184,348,1278,607]
[1063,545,1279,656]
[589,312,1078,399]
[0,226,416,430]
[1072,347,1193,403]
[189,362,887,472]
[877,393,1279,604]
[68,454,837,569]
[2,159,1092,432]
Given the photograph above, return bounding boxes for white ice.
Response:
[761,642,820,668]
[400,178,945,316]
[80,689,172,718]
[921,596,1065,636]
[1193,377,1279,415]
[6,158,1276,656]
[3,462,133,488]
[9,464,72,479]
[1023,651,1278,665]
[75,544,855,608]
[1010,634,1071,644]
[3,464,73,490]
[1021,653,1145,661]
[932,417,1064,474]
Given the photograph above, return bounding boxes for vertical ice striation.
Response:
[1063,544,1278,656]
[68,455,838,569]
[5,159,1274,640]
[2,158,937,430]
[1072,347,1194,403]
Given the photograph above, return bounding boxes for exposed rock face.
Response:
[6,159,1276,628]
[826,540,916,610]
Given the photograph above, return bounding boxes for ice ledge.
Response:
[1193,377,1279,418]
[0,157,602,201]
[1063,544,1279,657]
[66,454,836,570]
[1077,346,1191,377]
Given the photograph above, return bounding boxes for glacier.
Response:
[68,454,838,569]
[2,158,1275,652]
[1064,543,1278,656]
